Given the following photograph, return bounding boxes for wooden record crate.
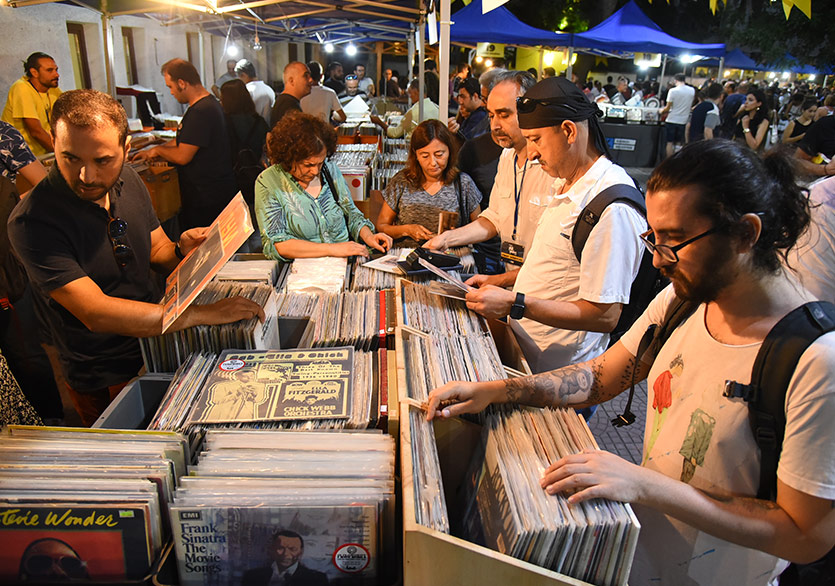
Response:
[393,277,595,585]
[400,404,592,586]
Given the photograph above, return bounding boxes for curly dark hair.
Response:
[646,139,810,274]
[266,111,337,170]
[403,119,459,189]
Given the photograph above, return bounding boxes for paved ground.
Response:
[587,379,647,464]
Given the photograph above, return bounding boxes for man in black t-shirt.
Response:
[270,62,314,127]
[9,90,264,426]
[795,115,835,179]
[133,59,238,231]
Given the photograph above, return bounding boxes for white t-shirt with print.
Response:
[619,284,835,586]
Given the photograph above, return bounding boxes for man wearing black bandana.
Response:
[464,77,646,373]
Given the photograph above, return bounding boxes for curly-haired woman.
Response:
[376,119,481,248]
[254,111,391,261]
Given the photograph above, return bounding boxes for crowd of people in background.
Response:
[1,43,835,586]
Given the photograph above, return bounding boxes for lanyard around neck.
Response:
[512,154,528,241]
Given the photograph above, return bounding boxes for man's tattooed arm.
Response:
[502,361,602,408]
[501,348,647,408]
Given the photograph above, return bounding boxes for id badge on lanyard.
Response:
[500,155,527,266]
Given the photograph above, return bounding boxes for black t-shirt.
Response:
[176,95,238,230]
[8,165,160,391]
[688,100,717,143]
[324,77,345,95]
[458,132,503,269]
[270,93,301,127]
[799,116,835,160]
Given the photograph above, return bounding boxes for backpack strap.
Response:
[722,301,835,500]
[612,295,698,427]
[572,182,645,263]
[320,162,341,207]
[455,174,466,228]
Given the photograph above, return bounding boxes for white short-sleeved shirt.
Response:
[246,80,276,123]
[478,148,554,258]
[666,83,696,125]
[358,77,374,95]
[618,284,835,585]
[300,85,342,122]
[511,157,646,372]
[787,176,835,302]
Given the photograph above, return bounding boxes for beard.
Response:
[661,239,737,305]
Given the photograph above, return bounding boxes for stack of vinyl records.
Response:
[408,406,449,534]
[152,348,382,433]
[280,257,350,294]
[213,259,279,285]
[400,279,485,338]
[401,328,504,402]
[459,407,641,586]
[333,144,377,167]
[274,291,319,317]
[298,289,393,350]
[169,429,395,586]
[148,352,217,433]
[0,426,189,583]
[140,282,278,373]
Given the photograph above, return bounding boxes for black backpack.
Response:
[571,183,667,346]
[624,297,835,583]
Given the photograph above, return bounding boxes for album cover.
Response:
[188,349,354,424]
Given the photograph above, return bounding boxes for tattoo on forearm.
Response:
[503,363,598,408]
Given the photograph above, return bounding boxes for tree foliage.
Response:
[503,0,832,72]
[716,0,834,71]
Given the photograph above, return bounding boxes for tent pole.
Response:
[566,47,573,81]
[659,53,667,90]
[101,0,115,96]
[408,26,416,82]
[439,0,451,126]
[539,47,544,79]
[418,23,425,122]
[718,56,724,81]
[375,41,383,96]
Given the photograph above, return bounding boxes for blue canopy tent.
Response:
[571,0,724,57]
[444,0,570,46]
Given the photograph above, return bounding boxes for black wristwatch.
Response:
[509,292,526,320]
[174,243,185,260]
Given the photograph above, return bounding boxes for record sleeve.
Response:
[170,504,379,586]
[0,502,153,582]
[161,193,254,332]
[188,349,354,424]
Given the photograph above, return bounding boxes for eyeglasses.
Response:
[24,554,86,576]
[108,216,133,268]
[516,96,579,114]
[639,227,720,264]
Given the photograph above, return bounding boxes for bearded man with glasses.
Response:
[428,140,835,585]
[8,90,264,426]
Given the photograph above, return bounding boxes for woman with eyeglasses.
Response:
[376,119,481,248]
[254,111,391,261]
